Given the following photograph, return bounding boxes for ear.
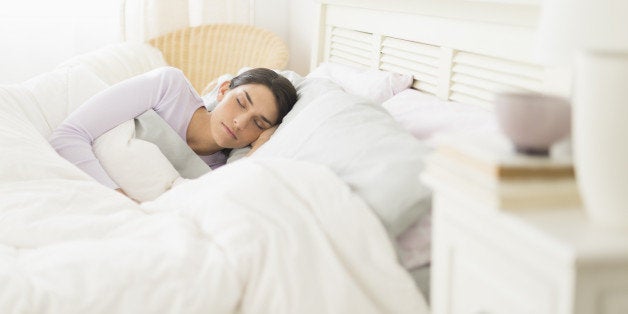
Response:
[216,80,231,102]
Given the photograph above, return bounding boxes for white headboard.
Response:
[310,0,571,109]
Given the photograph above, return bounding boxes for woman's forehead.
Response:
[236,83,271,95]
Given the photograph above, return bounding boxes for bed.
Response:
[0,0,567,313]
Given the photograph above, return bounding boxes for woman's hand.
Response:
[247,126,278,156]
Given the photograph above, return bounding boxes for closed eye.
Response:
[237,98,245,109]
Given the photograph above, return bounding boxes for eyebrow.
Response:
[244,90,273,125]
[244,91,254,106]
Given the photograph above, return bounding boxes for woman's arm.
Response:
[49,67,194,189]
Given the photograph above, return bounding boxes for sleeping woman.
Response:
[49,66,298,197]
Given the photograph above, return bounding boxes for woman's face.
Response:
[210,82,279,149]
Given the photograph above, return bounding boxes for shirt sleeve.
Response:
[49,67,194,189]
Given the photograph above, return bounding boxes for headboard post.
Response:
[371,34,383,69]
[310,2,328,72]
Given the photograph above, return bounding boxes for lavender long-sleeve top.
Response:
[49,67,226,189]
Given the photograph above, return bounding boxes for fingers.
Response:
[248,126,278,156]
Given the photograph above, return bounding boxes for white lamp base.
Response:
[574,51,628,226]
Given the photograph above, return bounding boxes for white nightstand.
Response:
[423,134,628,314]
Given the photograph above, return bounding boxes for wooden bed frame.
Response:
[310,0,571,109]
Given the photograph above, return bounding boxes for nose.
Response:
[233,114,249,130]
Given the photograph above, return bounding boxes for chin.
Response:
[233,143,252,149]
[224,140,248,149]
[216,138,247,150]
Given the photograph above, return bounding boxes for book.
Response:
[423,133,581,210]
[431,132,574,178]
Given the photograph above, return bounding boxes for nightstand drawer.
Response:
[449,233,557,314]
[432,197,563,314]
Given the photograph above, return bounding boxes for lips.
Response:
[222,122,237,140]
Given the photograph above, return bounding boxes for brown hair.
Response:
[229,68,297,124]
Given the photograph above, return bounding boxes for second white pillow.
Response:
[307,62,413,105]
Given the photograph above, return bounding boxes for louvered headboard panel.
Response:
[380,37,440,96]
[450,51,546,108]
[312,0,570,109]
[327,27,373,68]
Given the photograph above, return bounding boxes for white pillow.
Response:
[93,119,187,202]
[382,89,498,143]
[308,62,413,105]
[253,77,431,237]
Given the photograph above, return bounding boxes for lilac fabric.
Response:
[381,89,498,141]
[49,67,226,189]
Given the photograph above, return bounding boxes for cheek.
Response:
[212,102,239,128]
[238,128,263,144]
[213,101,231,117]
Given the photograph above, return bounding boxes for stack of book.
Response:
[422,133,581,211]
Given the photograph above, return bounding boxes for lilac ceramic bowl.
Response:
[494,92,571,155]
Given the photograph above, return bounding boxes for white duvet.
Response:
[0,161,426,313]
[0,63,427,313]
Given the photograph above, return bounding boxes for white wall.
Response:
[254,0,316,75]
[253,0,289,44]
[0,0,121,84]
[286,0,316,75]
